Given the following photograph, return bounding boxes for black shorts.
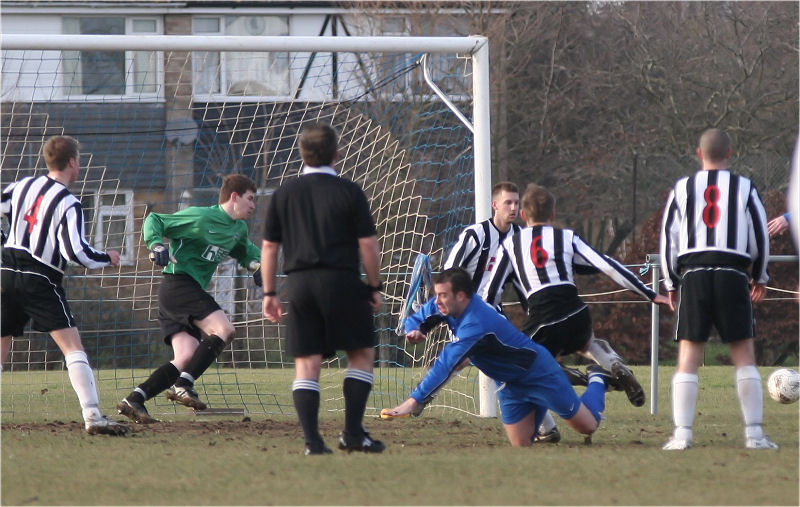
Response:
[285,269,375,358]
[528,306,592,358]
[1,266,76,336]
[675,267,754,343]
[157,274,221,344]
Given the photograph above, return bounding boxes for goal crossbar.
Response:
[0,34,486,53]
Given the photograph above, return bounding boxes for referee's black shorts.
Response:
[285,269,375,358]
[1,265,76,336]
[676,267,755,344]
[157,273,221,344]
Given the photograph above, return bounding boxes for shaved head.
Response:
[699,129,731,162]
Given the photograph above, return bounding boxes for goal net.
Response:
[0,34,495,421]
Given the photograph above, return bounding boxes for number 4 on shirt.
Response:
[24,195,44,233]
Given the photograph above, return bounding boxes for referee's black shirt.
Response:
[263,167,376,274]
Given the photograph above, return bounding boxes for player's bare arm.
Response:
[260,239,282,323]
[358,235,383,311]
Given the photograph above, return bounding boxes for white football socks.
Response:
[581,337,623,371]
[671,372,698,441]
[736,365,765,440]
[539,410,557,433]
[65,350,102,422]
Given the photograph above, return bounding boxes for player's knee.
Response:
[221,326,235,343]
[208,325,235,344]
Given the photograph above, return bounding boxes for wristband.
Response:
[367,282,383,293]
[263,291,277,297]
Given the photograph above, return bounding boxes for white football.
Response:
[767,368,800,404]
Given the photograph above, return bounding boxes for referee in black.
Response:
[261,123,385,455]
[660,128,775,450]
[1,135,128,435]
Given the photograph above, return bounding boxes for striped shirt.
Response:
[493,225,656,325]
[442,219,523,308]
[1,175,110,274]
[659,169,769,291]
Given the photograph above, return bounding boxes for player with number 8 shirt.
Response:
[659,128,775,450]
[489,183,669,408]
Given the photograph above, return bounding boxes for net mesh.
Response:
[1,43,482,420]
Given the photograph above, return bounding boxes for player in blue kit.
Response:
[381,268,613,446]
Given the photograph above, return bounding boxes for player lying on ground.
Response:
[117,174,262,424]
[433,181,588,444]
[1,135,128,435]
[382,267,618,447]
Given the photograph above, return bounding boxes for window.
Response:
[62,17,160,97]
[192,16,290,99]
[86,190,135,266]
[378,17,411,97]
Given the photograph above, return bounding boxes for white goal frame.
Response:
[1,33,498,417]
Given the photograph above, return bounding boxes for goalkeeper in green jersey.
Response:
[117,174,262,423]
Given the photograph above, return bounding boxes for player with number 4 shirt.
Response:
[1,135,128,436]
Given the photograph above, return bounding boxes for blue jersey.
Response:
[404,296,565,406]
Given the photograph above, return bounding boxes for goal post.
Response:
[0,34,497,419]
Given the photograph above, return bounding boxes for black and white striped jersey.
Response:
[494,225,656,319]
[442,219,523,308]
[659,169,769,291]
[1,175,111,273]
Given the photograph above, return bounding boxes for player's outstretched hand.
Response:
[380,398,419,420]
[149,244,170,266]
[652,293,670,306]
[667,291,679,312]
[767,215,789,237]
[406,329,426,344]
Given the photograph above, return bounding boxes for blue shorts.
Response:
[496,352,582,425]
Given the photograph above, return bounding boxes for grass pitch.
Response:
[2,365,798,506]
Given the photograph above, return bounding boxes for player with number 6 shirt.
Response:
[489,183,669,408]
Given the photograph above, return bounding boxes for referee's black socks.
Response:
[292,379,324,446]
[343,369,374,438]
[175,335,226,388]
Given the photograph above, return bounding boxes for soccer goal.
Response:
[0,34,499,421]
